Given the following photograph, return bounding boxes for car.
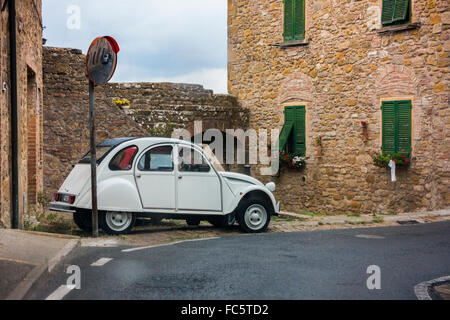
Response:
[50,137,280,235]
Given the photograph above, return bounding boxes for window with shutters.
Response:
[284,0,305,41]
[278,106,306,156]
[381,100,412,155]
[381,0,411,26]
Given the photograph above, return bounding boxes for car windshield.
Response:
[202,144,225,172]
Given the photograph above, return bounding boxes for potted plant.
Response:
[279,151,306,169]
[371,149,411,169]
[361,121,368,143]
[113,98,131,110]
[315,136,322,158]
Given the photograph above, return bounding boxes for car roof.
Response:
[97,137,197,148]
[97,137,137,148]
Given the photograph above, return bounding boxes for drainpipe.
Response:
[8,0,19,229]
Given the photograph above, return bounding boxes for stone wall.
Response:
[43,47,248,194]
[0,0,44,227]
[228,0,449,214]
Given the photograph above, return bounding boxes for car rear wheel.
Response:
[73,211,92,233]
[186,217,201,226]
[237,199,270,233]
[101,211,136,235]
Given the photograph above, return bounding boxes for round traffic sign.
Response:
[86,36,120,85]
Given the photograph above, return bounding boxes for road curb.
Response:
[414,275,450,300]
[5,238,80,300]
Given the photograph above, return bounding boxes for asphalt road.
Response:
[28,221,450,300]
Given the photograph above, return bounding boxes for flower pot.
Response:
[362,126,368,143]
[120,104,130,110]
[317,145,322,158]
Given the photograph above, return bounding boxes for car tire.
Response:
[101,211,136,235]
[236,199,270,233]
[208,214,236,228]
[186,217,201,226]
[73,211,92,233]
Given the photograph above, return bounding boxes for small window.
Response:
[137,146,174,172]
[109,146,138,171]
[284,0,305,41]
[178,146,211,173]
[382,0,411,26]
[382,100,412,155]
[278,106,306,156]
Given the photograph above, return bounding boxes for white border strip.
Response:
[91,257,113,267]
[122,237,220,253]
[45,285,76,300]
[414,275,450,300]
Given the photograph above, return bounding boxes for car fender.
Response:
[75,175,142,212]
[226,185,277,215]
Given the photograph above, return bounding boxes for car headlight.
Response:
[265,182,276,192]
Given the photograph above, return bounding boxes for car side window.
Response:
[109,146,138,171]
[137,146,174,172]
[178,146,211,173]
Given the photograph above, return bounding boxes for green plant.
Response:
[372,217,385,223]
[298,210,315,217]
[315,136,322,145]
[148,123,177,137]
[280,151,306,169]
[371,149,411,168]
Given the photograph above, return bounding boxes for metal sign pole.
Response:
[89,80,99,238]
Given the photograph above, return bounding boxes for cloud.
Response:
[43,0,228,93]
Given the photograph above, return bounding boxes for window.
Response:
[284,0,305,41]
[382,100,412,155]
[137,146,174,172]
[109,146,138,171]
[278,106,306,156]
[178,146,211,173]
[382,0,411,26]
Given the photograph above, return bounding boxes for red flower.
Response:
[401,149,405,153]
[405,159,410,163]
[401,155,405,158]
[393,159,397,162]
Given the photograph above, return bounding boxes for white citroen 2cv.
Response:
[50,137,280,235]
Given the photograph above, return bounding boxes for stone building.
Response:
[0,0,43,227]
[43,47,248,194]
[228,0,449,214]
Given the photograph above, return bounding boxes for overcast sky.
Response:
[43,0,228,93]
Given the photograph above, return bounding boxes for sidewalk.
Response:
[0,229,79,300]
[278,208,450,228]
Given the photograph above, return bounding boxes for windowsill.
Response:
[271,39,309,48]
[378,22,421,34]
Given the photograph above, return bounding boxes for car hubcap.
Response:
[105,211,133,232]
[244,204,267,230]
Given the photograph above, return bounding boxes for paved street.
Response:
[27,221,450,300]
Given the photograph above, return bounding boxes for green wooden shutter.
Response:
[278,122,294,151]
[284,0,294,41]
[293,106,306,156]
[392,0,410,22]
[381,0,395,25]
[396,101,412,154]
[382,101,396,154]
[293,0,305,40]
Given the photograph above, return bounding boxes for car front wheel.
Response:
[237,199,270,233]
[101,211,136,235]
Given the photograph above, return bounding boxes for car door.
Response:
[135,144,176,210]
[176,145,222,212]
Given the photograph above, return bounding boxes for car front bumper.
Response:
[274,201,280,216]
[50,202,76,213]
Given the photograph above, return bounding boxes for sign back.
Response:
[86,36,120,85]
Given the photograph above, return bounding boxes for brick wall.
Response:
[228,0,449,214]
[0,0,43,227]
